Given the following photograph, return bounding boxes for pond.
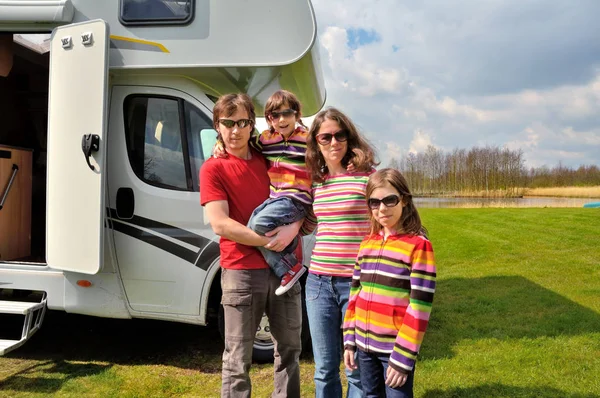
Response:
[414,197,597,208]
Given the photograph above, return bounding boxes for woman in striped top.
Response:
[343,168,436,398]
[305,107,378,398]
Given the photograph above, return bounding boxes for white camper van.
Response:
[0,0,325,361]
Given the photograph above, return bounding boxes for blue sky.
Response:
[311,0,600,168]
[346,28,380,50]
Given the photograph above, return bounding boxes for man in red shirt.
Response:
[200,93,302,398]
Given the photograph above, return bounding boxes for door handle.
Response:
[81,134,100,170]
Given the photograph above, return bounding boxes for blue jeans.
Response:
[305,272,362,398]
[247,197,307,278]
[357,350,414,398]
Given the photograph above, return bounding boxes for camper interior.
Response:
[0,34,50,264]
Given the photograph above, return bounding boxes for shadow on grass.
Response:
[3,311,224,372]
[422,383,599,398]
[0,360,112,393]
[422,276,600,361]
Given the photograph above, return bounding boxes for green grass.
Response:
[1,208,599,397]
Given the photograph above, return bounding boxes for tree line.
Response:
[387,145,600,196]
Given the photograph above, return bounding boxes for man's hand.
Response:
[385,365,408,388]
[263,220,303,252]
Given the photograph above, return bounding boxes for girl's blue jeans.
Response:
[357,349,414,398]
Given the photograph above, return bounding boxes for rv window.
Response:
[124,95,214,192]
[124,96,188,190]
[120,0,194,25]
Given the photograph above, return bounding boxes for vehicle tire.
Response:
[217,286,311,363]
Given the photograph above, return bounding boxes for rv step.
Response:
[0,339,27,355]
[0,296,47,356]
[0,300,45,315]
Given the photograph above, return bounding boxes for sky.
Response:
[309,0,600,169]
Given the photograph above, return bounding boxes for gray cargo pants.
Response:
[220,267,302,398]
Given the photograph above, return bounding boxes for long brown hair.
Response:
[306,107,378,182]
[264,90,308,131]
[366,168,427,236]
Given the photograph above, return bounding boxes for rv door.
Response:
[46,20,109,274]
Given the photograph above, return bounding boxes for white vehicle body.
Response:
[0,0,324,357]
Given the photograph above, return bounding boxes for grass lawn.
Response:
[1,208,599,397]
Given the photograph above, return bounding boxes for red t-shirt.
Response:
[200,151,270,270]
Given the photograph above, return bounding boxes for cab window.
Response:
[124,95,214,191]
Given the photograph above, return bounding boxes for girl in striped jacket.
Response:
[343,168,436,398]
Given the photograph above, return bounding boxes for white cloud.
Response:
[506,127,540,149]
[561,127,600,146]
[384,141,404,162]
[408,129,434,154]
[320,26,408,97]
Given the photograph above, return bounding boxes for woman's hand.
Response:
[263,220,302,252]
[343,349,357,371]
[212,141,227,158]
[385,365,408,388]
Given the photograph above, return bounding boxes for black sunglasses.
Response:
[269,109,297,120]
[368,194,401,210]
[219,119,253,128]
[316,130,348,145]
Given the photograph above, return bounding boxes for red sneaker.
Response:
[275,263,306,296]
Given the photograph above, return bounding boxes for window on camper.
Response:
[124,95,213,191]
[120,0,194,25]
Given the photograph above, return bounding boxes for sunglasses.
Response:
[269,109,297,120]
[219,119,253,128]
[368,194,401,210]
[316,130,348,145]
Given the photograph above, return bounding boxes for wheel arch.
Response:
[199,254,221,325]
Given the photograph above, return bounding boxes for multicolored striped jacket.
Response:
[343,231,436,373]
[252,126,316,235]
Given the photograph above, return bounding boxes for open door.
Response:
[46,20,109,274]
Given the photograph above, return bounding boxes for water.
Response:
[414,197,597,208]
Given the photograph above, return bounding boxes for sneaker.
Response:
[275,263,306,296]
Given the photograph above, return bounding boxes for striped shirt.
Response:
[253,126,316,234]
[342,232,436,373]
[309,172,372,277]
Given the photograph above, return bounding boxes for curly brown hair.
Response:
[306,107,378,182]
